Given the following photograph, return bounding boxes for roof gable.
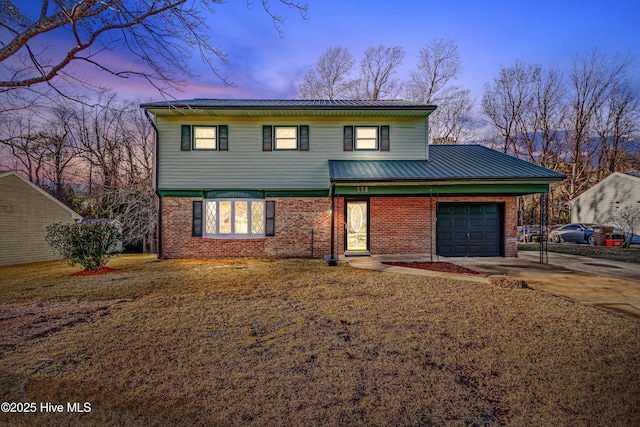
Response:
[570,172,640,203]
[0,171,82,220]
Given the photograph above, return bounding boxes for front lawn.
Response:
[1,255,639,426]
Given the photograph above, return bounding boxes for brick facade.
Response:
[161,197,333,258]
[160,195,519,259]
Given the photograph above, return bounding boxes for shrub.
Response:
[46,222,122,271]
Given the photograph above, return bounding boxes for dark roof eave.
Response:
[330,176,565,183]
[140,100,437,112]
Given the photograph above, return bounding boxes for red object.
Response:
[70,267,115,276]
[605,239,623,247]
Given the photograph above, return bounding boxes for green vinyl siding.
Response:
[156,116,428,190]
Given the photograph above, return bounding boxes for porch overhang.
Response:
[329,145,565,197]
[332,180,554,196]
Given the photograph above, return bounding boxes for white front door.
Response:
[346,200,368,252]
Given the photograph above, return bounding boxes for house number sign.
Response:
[357,186,369,193]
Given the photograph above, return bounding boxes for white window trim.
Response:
[193,125,218,150]
[204,199,266,239]
[354,126,379,150]
[274,126,298,150]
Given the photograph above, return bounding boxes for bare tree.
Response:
[565,49,632,200]
[609,205,640,248]
[0,0,309,109]
[0,112,47,185]
[528,66,566,169]
[298,46,355,99]
[405,38,462,103]
[353,45,405,100]
[594,80,640,178]
[482,60,535,155]
[405,38,475,144]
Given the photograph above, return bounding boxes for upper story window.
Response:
[181,124,228,151]
[194,126,217,149]
[344,125,390,151]
[355,127,378,150]
[275,126,298,150]
[263,125,309,151]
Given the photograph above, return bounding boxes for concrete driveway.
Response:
[446,251,640,320]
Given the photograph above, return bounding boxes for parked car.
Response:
[549,223,595,245]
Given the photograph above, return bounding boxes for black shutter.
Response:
[380,125,390,151]
[265,200,275,236]
[219,125,228,151]
[192,201,203,237]
[263,125,273,151]
[181,125,192,151]
[299,125,309,151]
[343,126,354,151]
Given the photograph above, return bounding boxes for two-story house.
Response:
[141,99,564,261]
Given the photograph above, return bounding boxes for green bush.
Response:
[45,222,122,271]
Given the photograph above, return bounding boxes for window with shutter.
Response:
[265,201,275,236]
[192,201,203,237]
[299,125,309,151]
[380,125,390,151]
[263,125,273,151]
[343,126,354,151]
[181,125,192,151]
[219,125,228,151]
[203,199,267,238]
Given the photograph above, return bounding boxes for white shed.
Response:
[570,172,640,224]
[0,171,82,266]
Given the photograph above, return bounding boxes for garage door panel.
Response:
[470,218,484,227]
[453,245,468,255]
[454,218,467,227]
[469,231,484,240]
[469,205,484,214]
[454,232,468,240]
[437,203,503,257]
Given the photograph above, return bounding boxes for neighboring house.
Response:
[570,172,640,224]
[0,171,82,267]
[141,99,564,260]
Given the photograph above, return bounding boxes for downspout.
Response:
[328,182,337,266]
[430,189,433,261]
[144,109,162,259]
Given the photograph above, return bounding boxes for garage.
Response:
[437,203,503,257]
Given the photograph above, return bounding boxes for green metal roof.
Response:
[329,145,566,182]
[141,99,437,117]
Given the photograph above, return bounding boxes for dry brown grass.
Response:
[1,256,639,426]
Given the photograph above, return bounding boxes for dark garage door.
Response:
[437,203,503,257]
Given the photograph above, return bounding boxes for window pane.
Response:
[355,127,377,149]
[251,201,265,234]
[275,126,297,149]
[220,201,232,233]
[205,201,217,234]
[194,126,217,149]
[235,201,248,234]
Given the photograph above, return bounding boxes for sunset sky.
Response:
[17,0,640,103]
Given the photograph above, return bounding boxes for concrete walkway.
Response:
[345,252,640,320]
[345,254,488,284]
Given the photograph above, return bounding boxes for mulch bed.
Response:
[382,261,488,277]
[70,267,115,277]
